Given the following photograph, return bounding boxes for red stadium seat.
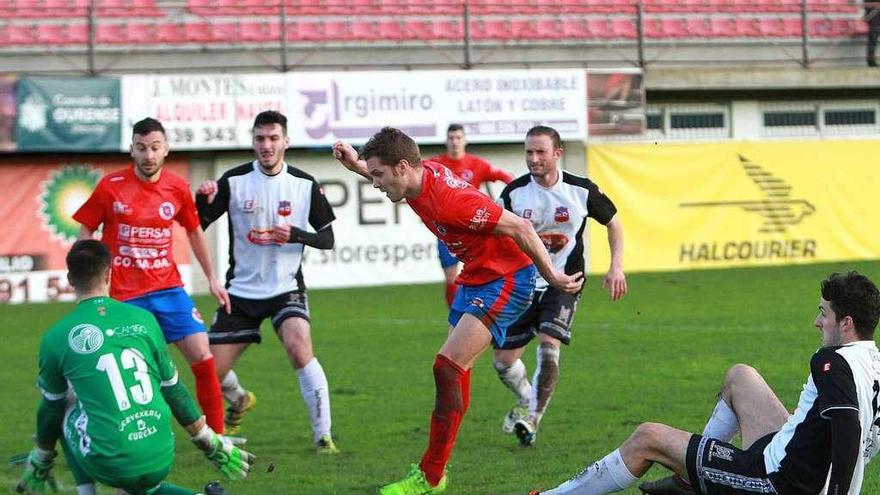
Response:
[432,20,464,41]
[376,19,408,40]
[183,21,212,43]
[560,18,590,39]
[156,23,186,44]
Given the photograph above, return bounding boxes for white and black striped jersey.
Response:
[499,171,616,290]
[197,161,335,299]
[764,340,880,495]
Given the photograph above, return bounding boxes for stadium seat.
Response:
[96,23,127,44]
[534,18,563,40]
[156,23,186,44]
[609,17,637,38]
[560,18,590,39]
[586,18,615,39]
[432,20,463,41]
[183,21,212,43]
[376,19,408,40]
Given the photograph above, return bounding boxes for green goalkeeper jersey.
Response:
[37,296,178,476]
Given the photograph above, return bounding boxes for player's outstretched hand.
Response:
[601,267,627,301]
[197,180,219,204]
[192,425,255,480]
[549,270,584,295]
[16,447,59,495]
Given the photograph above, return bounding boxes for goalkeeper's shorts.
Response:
[61,439,172,494]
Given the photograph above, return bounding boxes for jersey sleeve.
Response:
[308,181,336,231]
[444,187,504,233]
[175,182,201,232]
[196,174,231,230]
[72,180,109,231]
[36,332,68,401]
[585,179,618,225]
[811,349,859,418]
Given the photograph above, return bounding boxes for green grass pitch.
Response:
[3,261,879,494]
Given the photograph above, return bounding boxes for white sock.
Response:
[544,449,638,495]
[297,358,332,442]
[530,343,560,424]
[76,484,97,495]
[221,369,246,405]
[494,359,532,406]
[703,399,739,442]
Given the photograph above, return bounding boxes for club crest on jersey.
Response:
[277,200,292,217]
[442,168,470,189]
[158,201,175,221]
[460,170,474,182]
[113,201,132,215]
[68,323,104,354]
[554,206,569,223]
[469,206,491,230]
[242,199,255,213]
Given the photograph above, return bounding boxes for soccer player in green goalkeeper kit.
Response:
[16,239,255,495]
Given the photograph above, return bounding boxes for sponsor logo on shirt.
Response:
[278,200,292,218]
[105,324,148,338]
[554,206,570,223]
[469,206,491,230]
[118,224,173,240]
[823,362,832,372]
[523,209,532,219]
[68,323,104,354]
[113,201,132,215]
[158,201,175,221]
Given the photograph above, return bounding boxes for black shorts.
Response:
[208,290,310,345]
[494,287,581,350]
[686,433,778,495]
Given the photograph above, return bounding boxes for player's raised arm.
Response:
[493,209,583,294]
[332,140,371,180]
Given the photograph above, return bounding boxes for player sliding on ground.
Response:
[17,240,254,495]
[333,127,582,495]
[530,271,880,495]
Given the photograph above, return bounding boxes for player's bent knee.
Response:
[631,422,672,449]
[723,363,759,389]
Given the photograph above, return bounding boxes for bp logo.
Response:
[68,323,104,354]
[38,165,101,243]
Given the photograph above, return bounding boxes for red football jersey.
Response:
[73,167,200,301]
[408,162,532,286]
[429,153,513,189]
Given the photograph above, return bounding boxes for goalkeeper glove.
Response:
[16,447,59,495]
[191,425,255,480]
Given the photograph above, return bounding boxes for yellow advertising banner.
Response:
[586,140,880,273]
